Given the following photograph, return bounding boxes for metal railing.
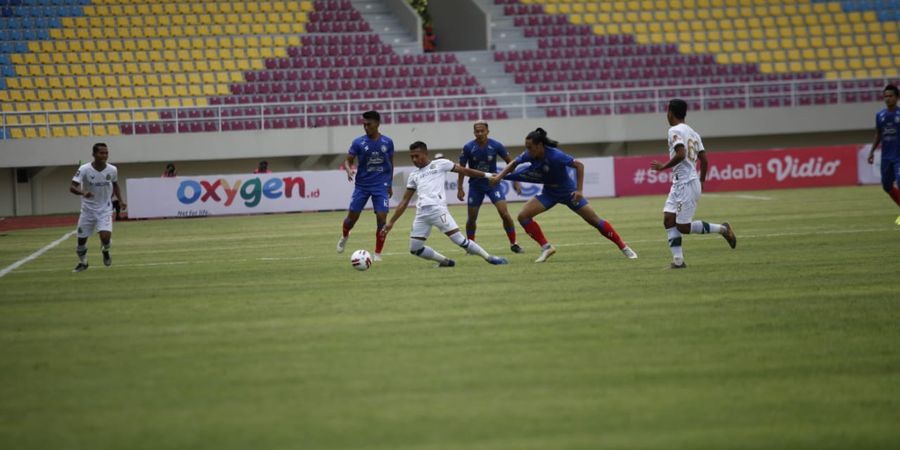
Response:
[1,77,895,138]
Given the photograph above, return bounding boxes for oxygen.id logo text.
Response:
[176,175,319,208]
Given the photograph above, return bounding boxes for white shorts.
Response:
[410,205,459,239]
[663,179,701,224]
[76,210,113,238]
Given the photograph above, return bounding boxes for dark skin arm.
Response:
[381,188,415,236]
[488,159,519,187]
[867,127,882,164]
[112,181,126,210]
[70,180,92,198]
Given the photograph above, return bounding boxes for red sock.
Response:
[504,226,517,245]
[598,220,626,250]
[375,226,386,254]
[890,187,900,207]
[522,220,548,247]
[342,219,352,238]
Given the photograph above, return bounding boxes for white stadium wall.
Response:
[0,103,882,216]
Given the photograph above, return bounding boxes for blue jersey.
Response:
[460,138,509,187]
[349,134,394,190]
[876,107,900,161]
[513,146,576,194]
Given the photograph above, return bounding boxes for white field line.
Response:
[705,193,773,200]
[7,227,897,275]
[0,231,75,279]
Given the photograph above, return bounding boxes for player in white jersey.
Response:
[69,143,126,272]
[381,141,508,267]
[650,99,736,269]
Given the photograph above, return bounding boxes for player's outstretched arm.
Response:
[489,160,519,186]
[452,164,492,180]
[382,188,415,236]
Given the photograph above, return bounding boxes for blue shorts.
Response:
[467,182,507,208]
[881,159,900,192]
[536,190,588,211]
[349,186,389,213]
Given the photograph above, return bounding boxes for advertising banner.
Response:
[128,170,354,218]
[614,145,861,197]
[857,144,882,185]
[128,157,617,219]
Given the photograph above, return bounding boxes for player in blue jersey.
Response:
[337,110,394,261]
[866,84,900,224]
[491,128,638,263]
[457,121,524,253]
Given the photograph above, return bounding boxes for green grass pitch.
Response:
[1,185,898,450]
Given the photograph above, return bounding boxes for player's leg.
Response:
[886,161,900,208]
[489,185,522,253]
[97,212,114,267]
[337,189,368,253]
[372,192,390,261]
[465,185,486,241]
[682,180,736,248]
[518,196,555,262]
[441,212,508,265]
[409,212,453,266]
[663,185,687,268]
[571,201,636,259]
[73,214,93,272]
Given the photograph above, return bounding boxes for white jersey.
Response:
[667,123,704,185]
[72,162,117,214]
[406,158,455,208]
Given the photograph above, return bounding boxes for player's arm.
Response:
[382,188,415,235]
[456,150,468,201]
[698,150,709,187]
[343,154,356,181]
[490,159,519,186]
[69,180,93,198]
[112,181,126,210]
[571,159,585,202]
[651,145,686,171]
[387,153,394,197]
[452,164,492,180]
[502,154,522,194]
[868,127,882,164]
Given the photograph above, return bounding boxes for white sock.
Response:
[101,243,110,253]
[690,221,723,234]
[666,227,684,262]
[410,239,447,263]
[76,245,87,263]
[448,231,489,259]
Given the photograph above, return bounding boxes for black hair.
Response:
[884,84,899,97]
[668,99,688,120]
[362,110,381,122]
[259,160,268,165]
[525,128,558,147]
[92,142,107,154]
[409,141,428,151]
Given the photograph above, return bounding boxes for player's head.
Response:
[409,141,430,168]
[258,160,268,171]
[92,142,108,162]
[884,85,899,108]
[525,128,557,158]
[165,163,176,174]
[667,99,688,125]
[362,110,380,137]
[473,120,489,144]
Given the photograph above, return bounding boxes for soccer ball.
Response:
[350,249,372,271]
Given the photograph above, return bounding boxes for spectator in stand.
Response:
[161,163,177,178]
[423,25,436,53]
[254,160,272,174]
